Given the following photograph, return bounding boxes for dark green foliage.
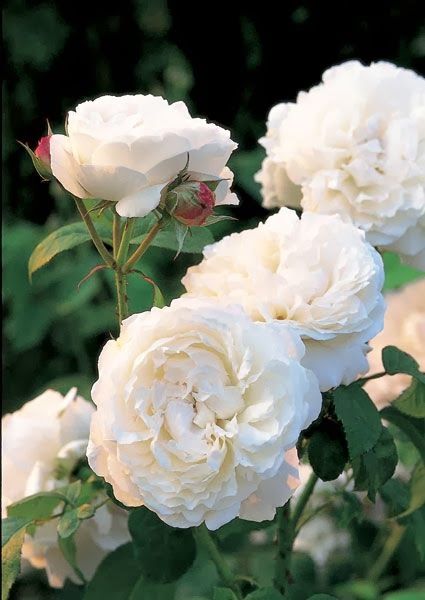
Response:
[128,507,197,583]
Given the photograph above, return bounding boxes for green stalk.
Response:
[193,524,242,599]
[112,212,122,259]
[291,472,318,530]
[368,523,405,581]
[113,218,135,326]
[123,218,163,273]
[74,197,114,267]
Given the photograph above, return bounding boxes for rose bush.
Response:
[87,299,321,529]
[257,61,425,269]
[50,94,238,218]
[183,207,385,391]
[2,388,130,588]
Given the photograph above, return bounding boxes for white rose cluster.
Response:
[257,61,425,269]
[183,208,385,391]
[87,299,321,529]
[51,94,238,218]
[1,388,130,588]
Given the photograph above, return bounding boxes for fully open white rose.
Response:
[87,299,321,530]
[50,94,238,217]
[364,279,425,409]
[257,61,425,269]
[183,208,385,391]
[1,388,130,588]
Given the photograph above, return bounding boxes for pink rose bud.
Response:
[166,181,216,227]
[34,134,51,167]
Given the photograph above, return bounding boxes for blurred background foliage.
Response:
[2,1,425,598]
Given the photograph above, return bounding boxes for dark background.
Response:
[3,0,425,414]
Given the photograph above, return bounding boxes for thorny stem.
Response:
[274,472,318,595]
[193,524,242,599]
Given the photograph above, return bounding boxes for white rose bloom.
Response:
[183,207,385,391]
[257,61,425,269]
[50,94,238,218]
[365,279,425,409]
[87,299,321,530]
[1,388,130,588]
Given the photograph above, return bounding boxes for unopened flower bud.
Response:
[34,135,51,168]
[165,181,215,227]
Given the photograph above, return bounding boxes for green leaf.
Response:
[383,590,425,600]
[84,543,142,599]
[2,527,25,600]
[382,346,425,384]
[393,379,425,418]
[352,428,398,500]
[213,587,239,600]
[64,481,83,506]
[204,214,237,226]
[332,385,383,459]
[128,507,196,583]
[382,252,422,291]
[7,491,64,521]
[307,596,338,600]
[245,588,284,599]
[131,225,214,254]
[58,533,86,585]
[58,509,80,539]
[307,421,348,481]
[1,517,30,548]
[381,406,425,463]
[28,222,111,278]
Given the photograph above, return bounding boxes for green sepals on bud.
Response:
[19,123,53,180]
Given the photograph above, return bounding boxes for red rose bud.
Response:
[34,135,51,167]
[166,181,216,227]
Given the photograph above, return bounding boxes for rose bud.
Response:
[34,134,51,168]
[165,181,216,227]
[19,125,53,180]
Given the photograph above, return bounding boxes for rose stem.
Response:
[113,218,135,325]
[122,218,163,273]
[74,197,115,268]
[112,211,122,260]
[367,522,406,581]
[274,472,318,595]
[193,524,242,599]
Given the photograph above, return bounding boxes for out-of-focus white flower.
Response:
[1,389,130,588]
[50,94,238,218]
[257,61,425,269]
[365,279,425,408]
[87,299,321,530]
[292,464,350,567]
[183,207,385,391]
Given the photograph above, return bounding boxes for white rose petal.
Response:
[51,95,238,217]
[1,389,130,588]
[87,300,321,529]
[257,61,425,268]
[182,207,385,391]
